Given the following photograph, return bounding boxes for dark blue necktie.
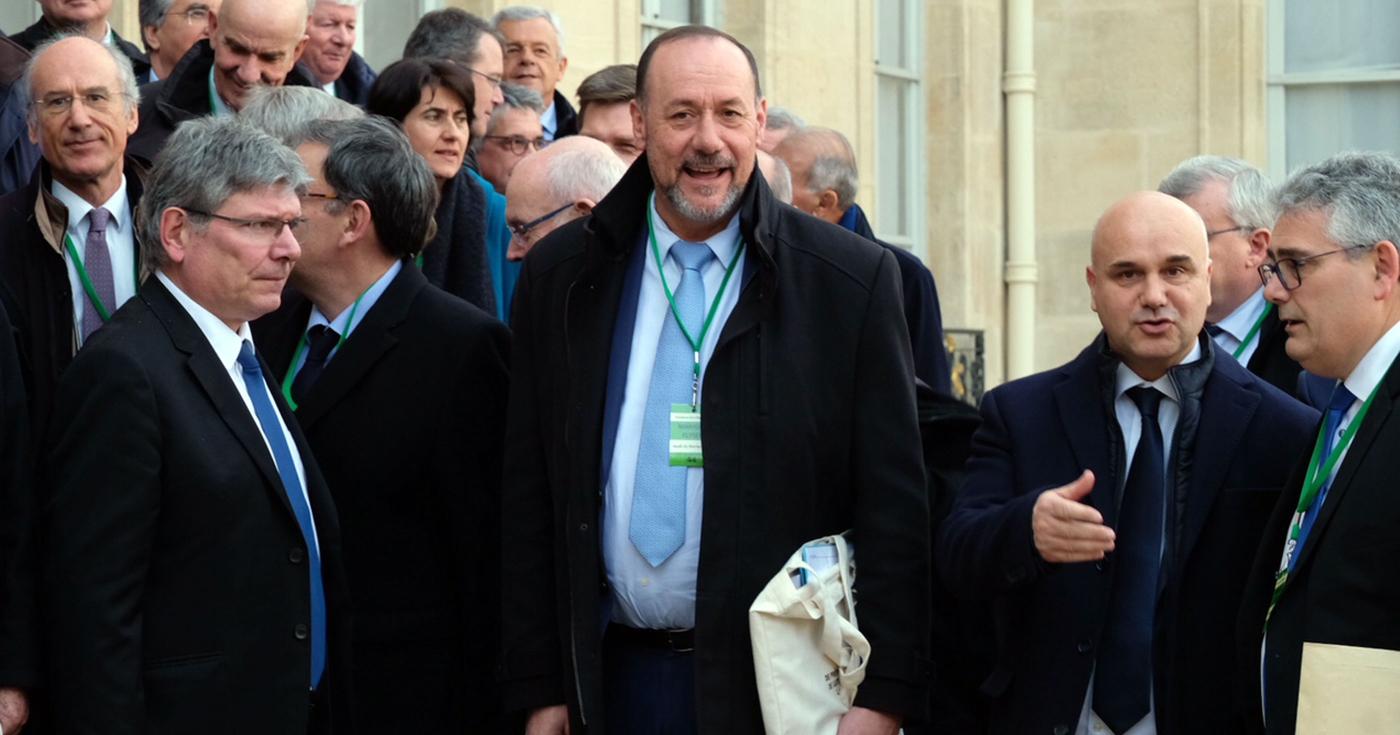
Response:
[1292,383,1358,566]
[1095,385,1166,733]
[291,325,339,406]
[236,341,326,688]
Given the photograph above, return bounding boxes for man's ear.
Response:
[1374,240,1400,300]
[1085,266,1099,312]
[574,198,597,215]
[342,200,372,247]
[142,25,161,54]
[160,207,191,264]
[1245,227,1271,268]
[630,98,645,142]
[814,190,840,219]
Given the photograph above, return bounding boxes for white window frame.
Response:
[873,0,925,250]
[641,0,717,45]
[1266,0,1400,179]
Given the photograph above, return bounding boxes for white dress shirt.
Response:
[156,271,318,552]
[1210,288,1269,366]
[1076,340,1203,735]
[540,100,558,141]
[52,177,138,345]
[602,197,743,630]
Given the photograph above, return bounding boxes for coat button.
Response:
[294,624,309,640]
[289,547,305,564]
[579,522,589,532]
[1095,561,1104,572]
[1076,639,1093,654]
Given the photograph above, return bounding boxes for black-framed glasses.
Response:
[1207,225,1249,240]
[184,208,306,242]
[485,134,545,155]
[463,66,503,89]
[1258,245,1370,291]
[509,202,574,240]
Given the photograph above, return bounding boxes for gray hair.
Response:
[546,145,625,206]
[404,8,503,67]
[136,117,311,271]
[496,82,545,116]
[21,33,141,124]
[1158,155,1275,231]
[810,155,857,210]
[295,116,440,258]
[491,6,565,56]
[1273,151,1400,255]
[765,106,805,132]
[764,154,793,204]
[240,85,363,145]
[138,0,174,43]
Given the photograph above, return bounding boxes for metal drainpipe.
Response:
[1004,0,1038,381]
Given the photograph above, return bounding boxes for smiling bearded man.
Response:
[500,23,931,735]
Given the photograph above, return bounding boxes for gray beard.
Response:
[663,179,742,228]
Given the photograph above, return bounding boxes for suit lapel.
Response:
[1177,365,1258,565]
[1291,355,1400,576]
[1053,351,1118,527]
[142,279,290,514]
[293,267,421,430]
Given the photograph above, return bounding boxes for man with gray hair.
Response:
[299,0,377,106]
[404,8,505,145]
[503,134,623,262]
[759,105,803,153]
[256,115,510,732]
[476,81,544,195]
[493,6,576,142]
[42,116,351,733]
[1159,155,1308,399]
[138,0,221,83]
[774,125,952,393]
[1242,151,1400,735]
[240,83,362,144]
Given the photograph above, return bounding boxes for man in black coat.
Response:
[937,191,1317,734]
[42,116,351,734]
[11,0,150,79]
[1241,152,1400,734]
[0,33,38,198]
[773,126,952,394]
[129,0,314,162]
[502,25,929,735]
[299,0,376,107]
[492,7,577,142]
[257,117,510,732]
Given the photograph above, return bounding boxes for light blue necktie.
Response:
[631,241,715,567]
[236,341,326,688]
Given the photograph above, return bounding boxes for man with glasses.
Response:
[43,115,352,734]
[504,134,623,262]
[938,191,1315,734]
[1241,151,1400,735]
[138,0,222,84]
[1159,156,1314,403]
[476,81,543,195]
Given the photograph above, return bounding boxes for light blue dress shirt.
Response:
[1210,288,1268,366]
[282,260,402,379]
[602,198,744,630]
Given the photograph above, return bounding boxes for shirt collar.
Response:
[647,193,741,269]
[50,175,129,234]
[1214,288,1268,343]
[540,100,558,137]
[1114,339,1203,404]
[305,260,402,337]
[1343,319,1400,404]
[322,80,337,97]
[208,66,232,117]
[156,270,254,368]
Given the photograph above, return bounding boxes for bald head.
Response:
[773,126,858,222]
[756,150,791,204]
[1087,191,1212,380]
[506,135,624,261]
[208,0,310,111]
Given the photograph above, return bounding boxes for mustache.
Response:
[683,153,736,170]
[1133,307,1180,323]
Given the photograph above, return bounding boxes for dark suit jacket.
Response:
[549,90,578,139]
[41,278,352,734]
[0,159,146,439]
[10,19,150,79]
[331,51,377,107]
[1242,349,1400,735]
[499,155,930,732]
[937,336,1317,735]
[256,265,509,732]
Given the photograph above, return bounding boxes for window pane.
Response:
[876,0,908,70]
[1284,0,1400,73]
[876,75,910,238]
[658,0,691,23]
[1285,82,1400,170]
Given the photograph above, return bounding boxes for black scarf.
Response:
[421,168,496,315]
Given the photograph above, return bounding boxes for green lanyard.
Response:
[1266,380,1380,623]
[64,233,140,323]
[646,193,744,408]
[1231,303,1273,360]
[279,288,369,411]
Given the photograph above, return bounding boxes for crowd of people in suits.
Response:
[0,1,1393,735]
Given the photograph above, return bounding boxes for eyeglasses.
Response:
[509,202,574,240]
[1257,245,1370,291]
[32,91,127,117]
[302,192,340,202]
[168,6,212,26]
[463,66,503,89]
[184,208,307,242]
[485,135,546,155]
[1206,225,1249,240]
